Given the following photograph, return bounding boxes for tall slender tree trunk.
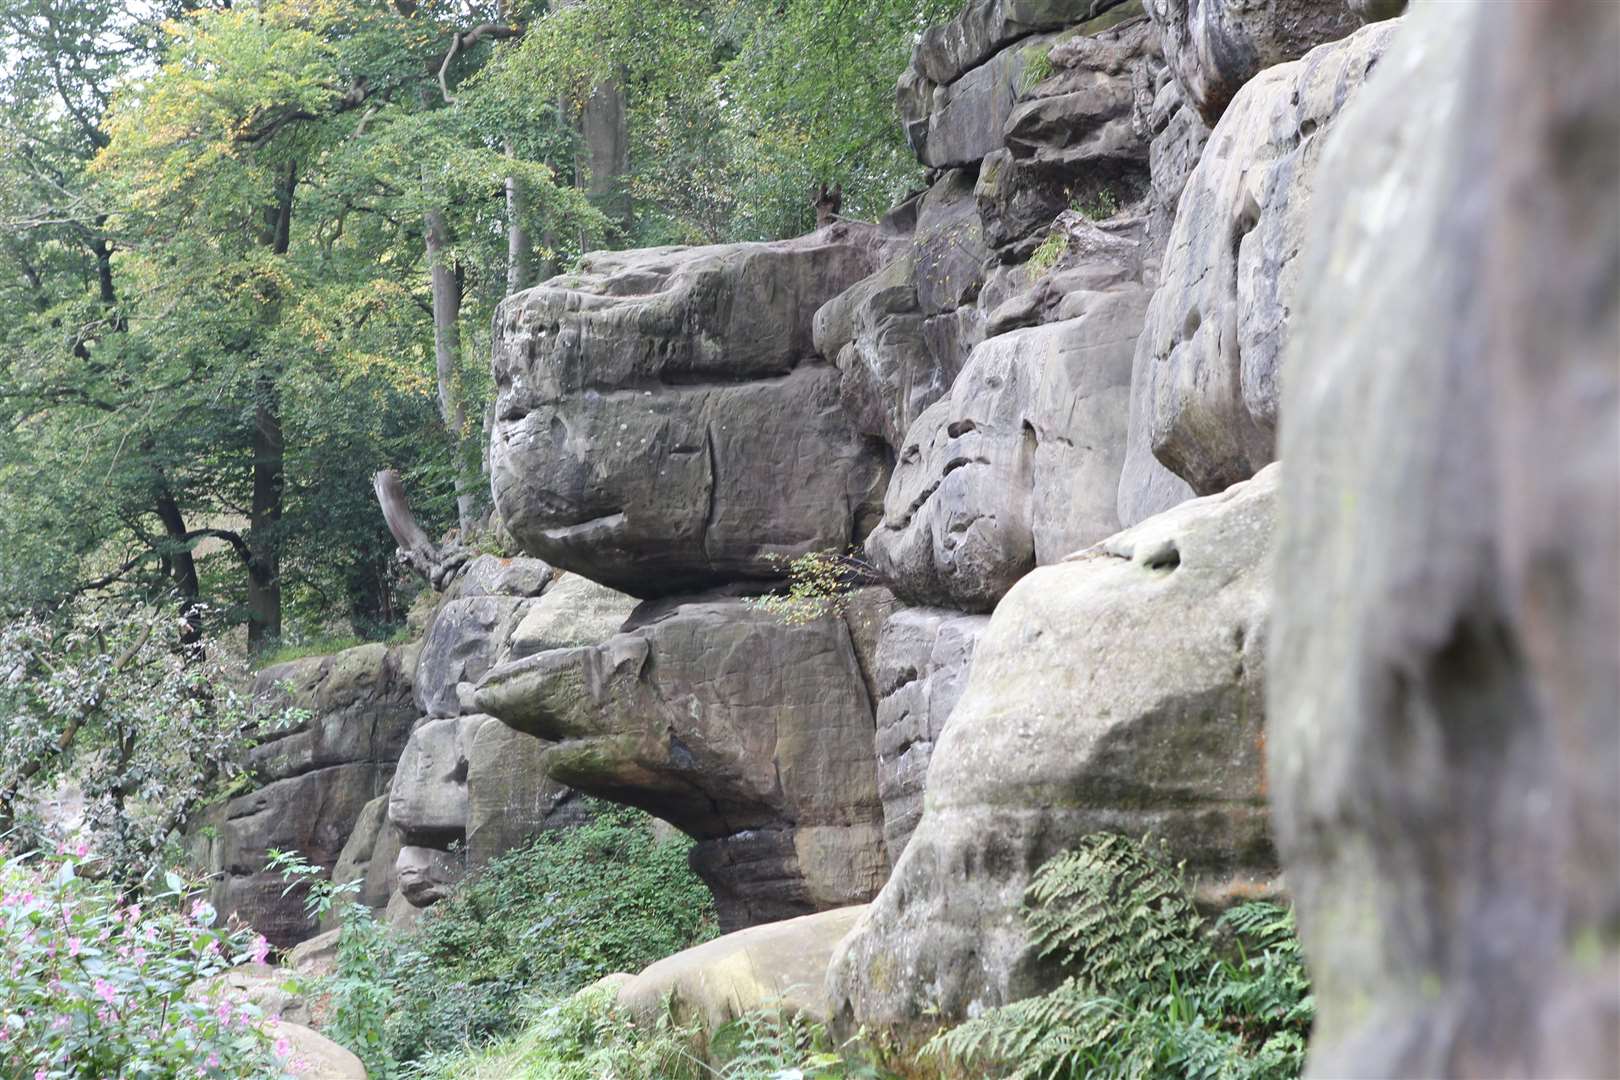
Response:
[246,159,296,651]
[153,490,203,647]
[424,206,477,534]
[504,140,533,296]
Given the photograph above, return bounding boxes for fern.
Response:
[923,835,1312,1080]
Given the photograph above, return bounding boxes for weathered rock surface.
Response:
[414,596,529,718]
[395,843,462,908]
[913,0,1113,87]
[979,11,1159,257]
[445,554,554,601]
[1270,2,1620,1076]
[489,227,890,597]
[871,608,989,861]
[465,716,590,870]
[475,600,887,929]
[388,715,479,847]
[832,466,1279,1031]
[867,280,1147,611]
[278,1023,368,1079]
[497,572,637,664]
[192,643,418,946]
[1136,20,1395,497]
[902,32,1062,169]
[328,795,398,913]
[1145,0,1359,124]
[616,906,866,1041]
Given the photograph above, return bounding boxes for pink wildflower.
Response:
[273,1037,291,1060]
[93,978,118,1006]
[67,938,81,957]
[250,934,269,964]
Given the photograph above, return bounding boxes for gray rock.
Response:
[192,642,418,946]
[465,716,590,870]
[913,0,1114,87]
[1270,2,1619,1075]
[1136,21,1396,497]
[830,466,1280,1034]
[396,844,463,908]
[329,795,397,911]
[498,572,638,664]
[489,226,890,597]
[1144,0,1360,124]
[446,554,554,600]
[414,595,530,718]
[474,600,887,930]
[871,608,990,861]
[388,715,479,847]
[866,283,1147,611]
[979,14,1160,257]
[910,31,1066,169]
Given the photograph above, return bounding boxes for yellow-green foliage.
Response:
[1027,230,1069,276]
[747,549,877,625]
[1072,188,1121,221]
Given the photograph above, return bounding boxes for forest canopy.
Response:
[0,0,952,649]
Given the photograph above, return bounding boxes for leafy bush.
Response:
[1072,188,1120,221]
[924,833,1312,1080]
[383,803,718,1066]
[746,549,880,626]
[0,845,288,1079]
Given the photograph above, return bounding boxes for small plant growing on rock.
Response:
[1072,187,1121,221]
[923,833,1312,1080]
[1027,230,1069,276]
[747,548,880,626]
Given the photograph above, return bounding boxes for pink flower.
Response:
[205,1054,219,1068]
[73,842,88,857]
[67,938,82,957]
[93,977,118,1006]
[250,935,269,964]
[273,1037,291,1060]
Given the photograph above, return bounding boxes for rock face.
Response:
[1269,2,1620,1076]
[831,466,1280,1031]
[475,600,888,929]
[870,608,989,861]
[867,281,1148,611]
[489,226,890,597]
[1135,20,1396,498]
[498,572,639,664]
[615,905,867,1043]
[191,642,418,946]
[1144,0,1359,124]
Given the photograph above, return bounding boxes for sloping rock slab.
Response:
[490,226,889,597]
[831,466,1280,1033]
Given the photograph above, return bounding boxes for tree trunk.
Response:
[153,490,203,647]
[424,206,478,534]
[246,159,296,651]
[578,73,631,233]
[504,140,533,296]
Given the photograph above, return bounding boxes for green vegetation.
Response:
[924,834,1313,1080]
[747,548,880,625]
[1073,188,1121,221]
[1020,45,1057,93]
[1028,230,1070,276]
[1,846,285,1078]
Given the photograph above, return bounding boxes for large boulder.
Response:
[1135,20,1396,498]
[1270,2,1619,1076]
[912,0,1119,88]
[465,716,590,870]
[191,642,418,946]
[497,572,638,664]
[1144,0,1360,124]
[414,596,529,718]
[831,466,1280,1032]
[388,715,480,848]
[866,281,1147,611]
[489,226,890,597]
[615,906,867,1044]
[871,608,990,862]
[474,600,887,929]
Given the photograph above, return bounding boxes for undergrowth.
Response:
[923,833,1312,1080]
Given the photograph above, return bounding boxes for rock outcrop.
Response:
[190,642,419,946]
[476,600,888,929]
[489,227,891,597]
[1144,0,1360,124]
[1270,1,1620,1075]
[1135,20,1396,497]
[867,281,1148,610]
[831,466,1280,1030]
[870,608,989,861]
[614,905,866,1043]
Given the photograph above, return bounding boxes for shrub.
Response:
[0,845,287,1079]
[746,548,879,626]
[383,802,718,1065]
[924,833,1312,1080]
[1072,188,1120,221]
